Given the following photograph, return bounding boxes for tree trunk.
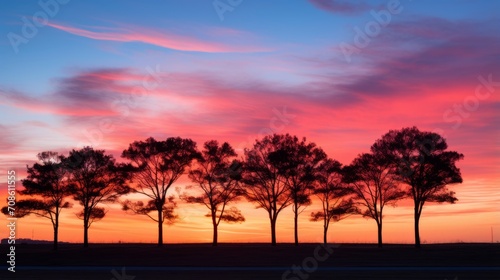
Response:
[377,221,383,248]
[53,213,59,251]
[83,217,89,248]
[294,202,299,246]
[157,208,163,246]
[414,206,421,248]
[212,211,218,246]
[323,223,328,244]
[270,217,277,246]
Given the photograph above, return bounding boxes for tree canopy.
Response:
[371,126,464,247]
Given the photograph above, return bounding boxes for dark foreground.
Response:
[1,243,499,280]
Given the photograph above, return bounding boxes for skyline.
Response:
[1,0,499,245]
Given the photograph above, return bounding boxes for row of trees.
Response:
[2,127,464,249]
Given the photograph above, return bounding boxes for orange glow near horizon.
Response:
[1,159,499,245]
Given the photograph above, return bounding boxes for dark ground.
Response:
[0,243,499,280]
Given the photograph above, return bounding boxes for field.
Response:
[1,243,499,280]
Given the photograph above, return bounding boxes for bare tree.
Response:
[182,140,244,246]
[242,134,294,246]
[272,135,327,245]
[121,137,200,246]
[66,147,130,247]
[310,158,357,244]
[343,153,405,247]
[1,151,72,250]
[371,127,464,247]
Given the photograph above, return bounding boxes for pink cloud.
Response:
[3,18,499,202]
[47,22,269,53]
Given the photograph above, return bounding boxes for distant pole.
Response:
[492,226,494,243]
[32,229,34,240]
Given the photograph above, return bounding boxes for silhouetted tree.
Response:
[343,153,405,247]
[121,137,200,246]
[371,127,464,247]
[122,196,178,229]
[242,134,294,246]
[183,140,244,246]
[76,206,107,228]
[310,158,357,244]
[1,151,72,250]
[66,147,130,247]
[273,135,327,246]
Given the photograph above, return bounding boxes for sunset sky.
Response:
[0,0,499,245]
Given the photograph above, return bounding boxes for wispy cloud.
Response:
[308,0,377,15]
[47,22,269,53]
